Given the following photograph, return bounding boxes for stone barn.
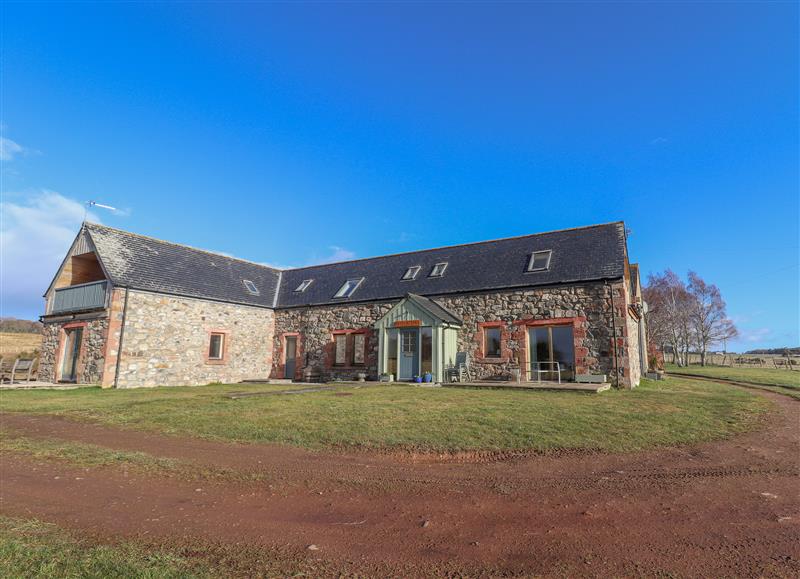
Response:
[39,221,647,388]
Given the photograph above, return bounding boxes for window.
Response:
[527,250,552,272]
[208,333,225,360]
[484,327,502,358]
[334,334,347,365]
[353,333,365,364]
[402,265,421,280]
[242,280,259,295]
[529,325,575,380]
[429,262,448,277]
[294,279,313,293]
[334,277,364,298]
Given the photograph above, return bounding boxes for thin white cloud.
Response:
[0,191,99,318]
[0,136,25,161]
[740,327,773,343]
[319,245,356,264]
[649,137,668,146]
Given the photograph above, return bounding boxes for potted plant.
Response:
[413,374,422,383]
[356,372,367,382]
[423,372,433,383]
[379,372,394,383]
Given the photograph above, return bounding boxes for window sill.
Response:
[477,357,510,364]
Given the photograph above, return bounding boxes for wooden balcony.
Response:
[51,281,108,314]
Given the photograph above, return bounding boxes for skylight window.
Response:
[334,277,364,298]
[429,262,448,277]
[527,250,552,272]
[294,279,313,293]
[242,280,260,295]
[402,266,421,280]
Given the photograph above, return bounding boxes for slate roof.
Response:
[84,223,281,308]
[405,294,463,325]
[277,222,627,307]
[79,221,627,310]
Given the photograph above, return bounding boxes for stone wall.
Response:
[115,290,274,388]
[436,281,626,384]
[272,281,644,387]
[272,302,392,381]
[39,314,109,384]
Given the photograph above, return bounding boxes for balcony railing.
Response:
[51,281,108,314]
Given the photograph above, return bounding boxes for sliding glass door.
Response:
[528,325,575,381]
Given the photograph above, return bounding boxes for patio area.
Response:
[443,380,611,393]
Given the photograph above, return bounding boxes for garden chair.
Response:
[2,358,37,384]
[531,361,562,384]
[446,352,472,383]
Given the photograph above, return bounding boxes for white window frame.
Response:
[294,279,313,293]
[402,265,421,280]
[334,277,364,298]
[429,262,448,277]
[527,250,552,273]
[242,279,260,295]
[208,333,225,360]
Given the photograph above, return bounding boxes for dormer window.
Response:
[429,262,448,277]
[402,266,421,280]
[294,279,313,293]
[334,277,364,298]
[527,250,552,272]
[242,280,260,295]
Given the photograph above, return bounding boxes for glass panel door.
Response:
[528,326,575,381]
[551,326,575,380]
[387,329,398,377]
[398,329,419,380]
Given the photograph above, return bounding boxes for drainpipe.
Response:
[606,280,620,387]
[113,288,130,389]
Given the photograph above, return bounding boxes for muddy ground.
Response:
[1,388,798,577]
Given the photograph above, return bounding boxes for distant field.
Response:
[666,364,800,399]
[0,332,42,358]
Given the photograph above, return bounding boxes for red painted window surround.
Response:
[276,332,303,380]
[511,317,589,379]
[475,321,513,363]
[281,332,302,365]
[329,328,369,367]
[205,328,230,365]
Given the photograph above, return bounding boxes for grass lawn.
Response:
[666,364,800,399]
[0,377,770,453]
[0,516,335,578]
[0,516,209,579]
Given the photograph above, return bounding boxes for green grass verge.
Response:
[0,377,771,453]
[666,364,800,399]
[0,516,360,578]
[0,516,211,578]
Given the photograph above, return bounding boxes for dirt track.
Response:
[1,388,798,577]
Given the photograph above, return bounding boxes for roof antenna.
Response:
[84,200,119,223]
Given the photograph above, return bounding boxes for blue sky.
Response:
[1,2,797,351]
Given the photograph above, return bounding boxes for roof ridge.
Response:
[84,222,280,272]
[284,221,625,272]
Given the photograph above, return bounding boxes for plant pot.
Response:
[356,372,367,382]
[413,376,422,383]
[423,372,433,383]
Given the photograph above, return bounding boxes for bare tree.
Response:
[643,270,694,366]
[687,272,738,366]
